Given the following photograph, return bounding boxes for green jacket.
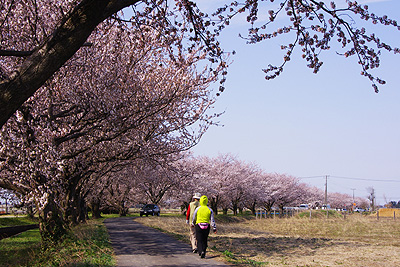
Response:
[192,195,216,230]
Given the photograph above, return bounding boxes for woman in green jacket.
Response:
[191,195,217,258]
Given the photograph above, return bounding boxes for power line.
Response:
[299,175,400,183]
[298,176,325,179]
[330,176,400,183]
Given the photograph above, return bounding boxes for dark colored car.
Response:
[140,204,160,216]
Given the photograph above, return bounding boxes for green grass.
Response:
[0,218,115,267]
[222,249,267,266]
[0,229,42,266]
[0,216,38,227]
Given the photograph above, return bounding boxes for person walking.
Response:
[191,195,217,259]
[186,192,201,253]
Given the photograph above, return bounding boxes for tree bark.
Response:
[209,196,219,215]
[91,199,102,219]
[0,0,139,128]
[38,197,67,246]
[222,208,228,215]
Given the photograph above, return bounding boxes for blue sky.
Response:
[191,0,400,204]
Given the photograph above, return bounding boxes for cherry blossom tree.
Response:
[251,173,311,215]
[328,192,353,210]
[0,15,221,243]
[168,153,370,216]
[129,154,195,205]
[241,173,265,215]
[221,159,261,215]
[195,154,240,215]
[1,0,399,127]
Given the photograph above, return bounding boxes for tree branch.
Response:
[0,0,139,128]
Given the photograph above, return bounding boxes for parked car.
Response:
[140,204,160,216]
[354,207,365,212]
[298,204,309,210]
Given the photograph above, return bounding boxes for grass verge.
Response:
[0,215,38,227]
[0,228,41,266]
[0,217,115,267]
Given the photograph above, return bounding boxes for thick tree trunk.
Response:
[78,197,89,222]
[231,203,238,215]
[0,0,139,127]
[119,201,128,216]
[90,198,102,219]
[64,180,82,225]
[249,201,256,215]
[38,198,67,246]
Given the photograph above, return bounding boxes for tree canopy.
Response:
[1,0,399,127]
[0,0,398,244]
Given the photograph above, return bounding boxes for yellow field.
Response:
[378,208,400,218]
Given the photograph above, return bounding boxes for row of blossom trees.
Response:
[1,0,393,245]
[0,12,222,244]
[167,153,369,215]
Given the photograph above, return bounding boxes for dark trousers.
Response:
[195,224,210,255]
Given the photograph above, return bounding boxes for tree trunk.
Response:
[181,201,189,215]
[90,198,102,219]
[238,207,243,214]
[0,0,140,127]
[64,185,82,225]
[118,200,128,216]
[78,197,88,222]
[26,204,35,219]
[249,201,256,215]
[38,198,67,247]
[209,196,219,215]
[231,203,238,215]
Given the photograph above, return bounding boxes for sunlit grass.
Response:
[0,229,42,267]
[0,215,38,227]
[0,218,115,267]
[137,212,400,267]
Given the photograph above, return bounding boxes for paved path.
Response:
[104,217,228,267]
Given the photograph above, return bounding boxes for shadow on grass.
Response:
[210,234,354,258]
[0,229,41,267]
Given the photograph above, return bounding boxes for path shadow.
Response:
[211,234,362,258]
[104,217,191,256]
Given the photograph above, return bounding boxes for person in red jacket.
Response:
[186,192,201,253]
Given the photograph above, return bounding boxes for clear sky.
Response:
[191,0,400,204]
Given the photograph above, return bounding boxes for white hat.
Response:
[193,192,201,199]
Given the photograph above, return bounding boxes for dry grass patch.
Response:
[136,213,400,267]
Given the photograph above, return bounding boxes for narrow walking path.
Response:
[104,217,228,267]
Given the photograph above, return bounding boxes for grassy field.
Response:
[136,211,400,267]
[2,212,400,266]
[0,216,115,267]
[0,216,38,227]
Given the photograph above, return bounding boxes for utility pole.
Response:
[351,188,355,203]
[324,175,329,208]
[324,175,329,218]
